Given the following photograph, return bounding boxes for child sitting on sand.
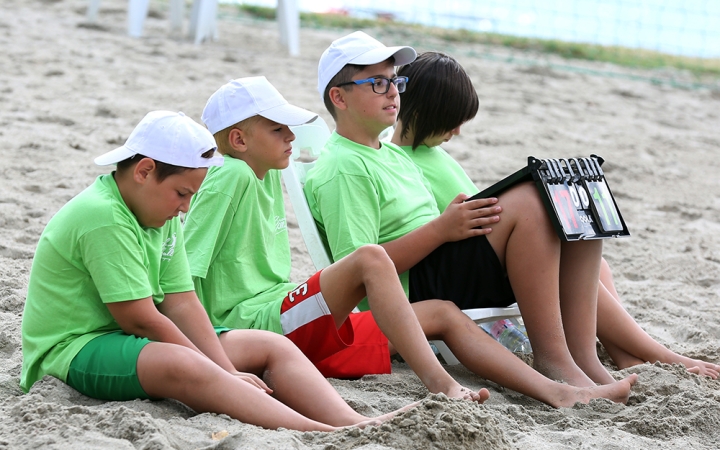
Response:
[390,51,719,380]
[19,111,416,432]
[183,76,487,404]
[181,76,637,408]
[303,30,639,388]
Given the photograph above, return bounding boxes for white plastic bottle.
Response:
[480,318,532,353]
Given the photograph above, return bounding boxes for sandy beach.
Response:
[1,0,719,448]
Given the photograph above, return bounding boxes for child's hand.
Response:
[434,193,501,242]
[232,371,273,394]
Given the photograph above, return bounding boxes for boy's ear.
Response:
[133,158,156,184]
[328,87,349,112]
[228,128,249,153]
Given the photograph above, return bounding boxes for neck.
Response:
[112,171,139,219]
[221,150,266,180]
[390,120,415,147]
[335,118,383,149]
[241,159,268,180]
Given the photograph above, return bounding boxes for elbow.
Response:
[116,316,167,340]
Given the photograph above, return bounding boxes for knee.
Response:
[147,345,213,387]
[501,183,554,232]
[425,300,465,332]
[437,300,465,321]
[261,332,304,359]
[223,329,302,364]
[352,244,394,272]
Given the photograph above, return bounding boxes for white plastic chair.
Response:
[283,117,333,269]
[86,0,214,41]
[86,0,299,53]
[277,0,300,56]
[282,119,522,365]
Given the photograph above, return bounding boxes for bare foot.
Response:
[352,401,421,429]
[534,357,596,388]
[551,373,638,408]
[615,352,720,380]
[683,361,719,379]
[444,386,490,404]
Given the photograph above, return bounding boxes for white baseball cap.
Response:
[94,111,223,168]
[317,31,417,98]
[202,76,318,134]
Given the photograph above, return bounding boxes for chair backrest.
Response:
[282,117,333,270]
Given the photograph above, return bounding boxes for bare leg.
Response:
[595,282,720,379]
[486,183,595,387]
[599,257,622,301]
[137,341,340,431]
[559,240,615,385]
[320,245,489,403]
[219,329,418,426]
[410,300,638,407]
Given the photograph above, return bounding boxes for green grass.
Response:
[236,4,720,79]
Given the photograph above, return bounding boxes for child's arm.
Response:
[106,294,270,391]
[160,291,271,391]
[380,194,501,273]
[105,297,201,352]
[157,290,237,373]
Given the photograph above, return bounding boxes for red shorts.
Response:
[280,271,391,378]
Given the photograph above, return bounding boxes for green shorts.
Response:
[67,327,231,401]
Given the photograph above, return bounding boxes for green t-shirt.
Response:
[20,174,193,392]
[183,155,293,333]
[400,144,479,212]
[304,132,440,295]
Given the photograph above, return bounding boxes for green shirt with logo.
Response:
[184,155,293,333]
[20,174,193,392]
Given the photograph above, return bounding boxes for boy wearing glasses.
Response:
[183,76,489,403]
[304,31,640,393]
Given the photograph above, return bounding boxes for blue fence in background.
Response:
[232,0,719,58]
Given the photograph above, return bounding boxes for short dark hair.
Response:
[397,52,479,149]
[212,115,262,155]
[323,64,365,119]
[322,57,396,119]
[115,149,215,182]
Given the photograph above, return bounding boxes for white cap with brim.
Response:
[202,76,318,135]
[94,111,224,168]
[317,31,417,98]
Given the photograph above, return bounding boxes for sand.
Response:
[1,0,719,448]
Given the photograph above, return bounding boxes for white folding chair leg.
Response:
[431,303,522,366]
[278,0,287,45]
[127,0,150,37]
[86,0,101,23]
[277,0,300,56]
[431,340,460,365]
[191,0,219,44]
[169,0,185,34]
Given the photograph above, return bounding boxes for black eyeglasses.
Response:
[336,76,409,94]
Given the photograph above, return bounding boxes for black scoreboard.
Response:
[470,155,630,241]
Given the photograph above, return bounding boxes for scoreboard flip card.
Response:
[470,155,630,241]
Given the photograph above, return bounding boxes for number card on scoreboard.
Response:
[470,155,630,241]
